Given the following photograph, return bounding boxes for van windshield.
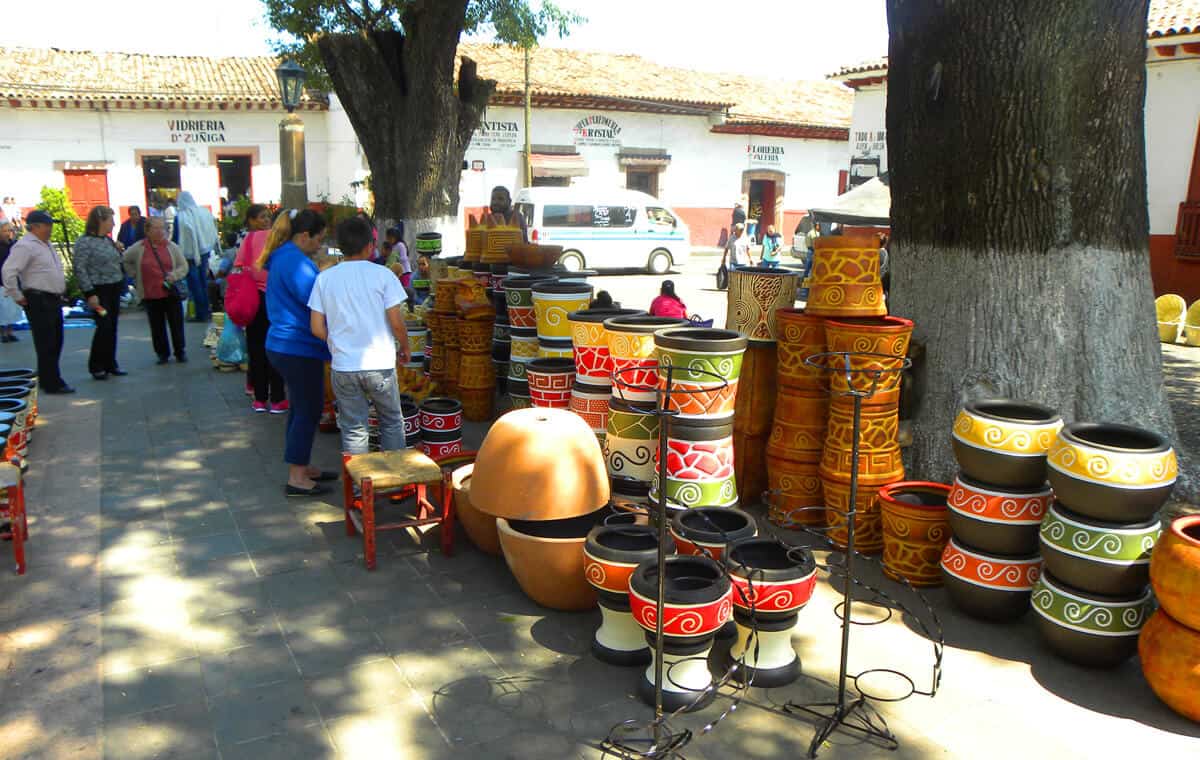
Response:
[646,207,676,227]
[515,203,534,229]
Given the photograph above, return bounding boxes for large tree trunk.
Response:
[316,2,494,254]
[886,0,1197,509]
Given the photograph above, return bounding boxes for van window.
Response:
[515,203,534,229]
[543,204,637,228]
[646,207,676,227]
[593,206,637,228]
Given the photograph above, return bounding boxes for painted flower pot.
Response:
[654,421,738,509]
[458,318,493,355]
[940,538,1041,622]
[406,324,428,359]
[401,397,420,448]
[725,538,817,687]
[0,398,31,460]
[484,228,522,263]
[537,337,574,359]
[419,398,463,435]
[416,231,443,257]
[946,474,1052,556]
[489,263,510,291]
[458,353,494,391]
[497,508,607,611]
[952,399,1063,489]
[1040,502,1160,597]
[421,438,463,459]
[670,507,757,561]
[804,235,886,317]
[766,450,825,528]
[569,308,647,386]
[603,399,660,483]
[491,336,511,363]
[0,369,35,420]
[509,326,539,363]
[654,328,748,422]
[767,388,828,458]
[569,381,610,435]
[584,522,675,666]
[502,276,541,329]
[879,481,953,587]
[1149,514,1200,630]
[527,358,576,409]
[452,464,500,556]
[532,281,593,341]
[822,317,913,406]
[605,315,689,403]
[0,413,16,463]
[775,308,827,391]
[724,266,799,343]
[820,400,904,483]
[433,278,461,314]
[821,473,898,554]
[629,555,732,712]
[1031,573,1153,667]
[1139,609,1200,722]
[1047,422,1177,523]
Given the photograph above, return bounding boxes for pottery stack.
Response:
[568,308,644,443]
[503,276,541,409]
[1141,514,1200,721]
[418,397,463,459]
[1031,422,1175,667]
[456,301,495,421]
[533,280,592,360]
[490,285,511,398]
[941,399,1061,621]
[429,278,460,391]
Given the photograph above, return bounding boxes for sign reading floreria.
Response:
[747,144,784,165]
[572,115,622,146]
[168,119,226,144]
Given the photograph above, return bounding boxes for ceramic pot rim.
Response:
[0,399,28,410]
[603,315,690,333]
[609,398,657,417]
[1045,501,1161,534]
[572,381,611,396]
[878,482,951,513]
[730,265,798,277]
[953,473,1052,497]
[532,281,593,296]
[585,524,671,562]
[527,358,576,374]
[962,399,1061,427]
[501,276,540,289]
[568,308,645,324]
[671,508,755,544]
[1059,422,1171,455]
[1039,536,1152,567]
[653,328,749,352]
[630,555,730,603]
[824,315,915,333]
[667,422,733,441]
[0,424,9,437]
[726,538,816,582]
[420,397,463,415]
[0,412,14,423]
[775,307,823,323]
[1168,514,1200,547]
[510,328,537,339]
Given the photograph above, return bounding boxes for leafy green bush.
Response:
[36,186,84,246]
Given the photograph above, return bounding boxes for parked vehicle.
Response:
[513,187,691,273]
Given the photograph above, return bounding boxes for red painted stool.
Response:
[0,462,28,575]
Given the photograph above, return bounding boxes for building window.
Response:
[142,155,182,210]
[626,169,658,197]
[216,155,253,205]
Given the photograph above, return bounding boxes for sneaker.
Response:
[269,401,290,415]
[252,401,268,413]
[245,383,254,396]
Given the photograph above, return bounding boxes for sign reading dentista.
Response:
[168,119,227,144]
[572,115,622,147]
[747,143,785,166]
[469,119,521,151]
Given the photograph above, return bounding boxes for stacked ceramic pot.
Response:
[604,315,688,406]
[817,316,913,553]
[724,266,798,506]
[803,235,887,319]
[605,399,660,489]
[1141,514,1200,721]
[405,321,427,380]
[401,396,420,448]
[503,276,541,409]
[670,506,756,640]
[526,358,575,410]
[568,308,645,445]
[0,376,35,469]
[878,482,952,587]
[766,308,828,528]
[585,521,675,666]
[1031,422,1173,666]
[491,286,511,398]
[432,278,461,395]
[457,311,495,422]
[533,280,592,360]
[941,399,1061,621]
[418,397,463,459]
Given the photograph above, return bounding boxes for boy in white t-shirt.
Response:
[309,216,410,454]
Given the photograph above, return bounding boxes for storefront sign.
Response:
[854,129,887,158]
[572,115,622,147]
[168,119,226,144]
[747,144,785,167]
[469,120,521,151]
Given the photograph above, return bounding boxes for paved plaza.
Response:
[0,272,1199,758]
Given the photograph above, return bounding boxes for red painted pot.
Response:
[419,397,463,433]
[947,473,1051,556]
[670,507,756,561]
[421,438,463,459]
[568,308,646,386]
[629,555,732,640]
[527,358,576,409]
[726,538,818,618]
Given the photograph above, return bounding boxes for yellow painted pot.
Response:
[533,282,593,341]
[805,236,886,317]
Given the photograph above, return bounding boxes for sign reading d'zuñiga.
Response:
[168,119,226,144]
[573,115,622,147]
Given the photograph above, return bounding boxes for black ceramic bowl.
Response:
[1046,422,1175,523]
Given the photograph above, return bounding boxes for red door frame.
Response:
[63,170,110,219]
[1188,119,1200,203]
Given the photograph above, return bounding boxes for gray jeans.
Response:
[331,368,405,455]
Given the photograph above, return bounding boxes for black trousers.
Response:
[23,290,66,390]
[144,297,186,359]
[246,300,285,403]
[88,281,124,374]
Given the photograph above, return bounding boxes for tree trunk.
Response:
[316,2,494,255]
[886,0,1197,508]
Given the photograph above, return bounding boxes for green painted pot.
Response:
[607,399,659,441]
[653,476,739,509]
[1039,502,1160,596]
[653,329,748,384]
[1031,573,1154,667]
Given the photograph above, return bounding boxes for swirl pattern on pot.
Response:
[804,237,886,318]
[1040,504,1159,564]
[953,403,1064,456]
[821,316,913,403]
[1047,425,1177,487]
[947,475,1051,525]
[878,482,952,588]
[775,308,827,390]
[940,538,1042,590]
[1030,575,1153,635]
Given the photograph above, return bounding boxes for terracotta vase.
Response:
[452,464,500,556]
[724,266,799,343]
[878,482,952,587]
[1149,514,1200,630]
[775,309,827,391]
[670,507,757,561]
[946,474,1052,556]
[820,399,903,483]
[1039,502,1160,597]
[804,235,886,317]
[766,450,824,528]
[654,328,748,423]
[940,538,1041,622]
[497,509,605,611]
[821,473,898,554]
[654,421,738,509]
[768,388,828,458]
[732,430,769,509]
[584,522,675,666]
[1139,609,1200,723]
[604,399,659,484]
[532,281,594,341]
[527,358,576,409]
[1031,573,1153,667]
[952,399,1063,489]
[1047,422,1177,523]
[604,315,689,403]
[732,344,778,437]
[502,276,542,329]
[569,381,610,437]
[822,316,913,406]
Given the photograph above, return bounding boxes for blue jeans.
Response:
[761,259,780,269]
[267,351,324,466]
[185,252,211,321]
[331,369,405,455]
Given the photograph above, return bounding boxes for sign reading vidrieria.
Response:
[168,119,227,144]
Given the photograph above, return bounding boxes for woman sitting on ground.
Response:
[649,280,688,319]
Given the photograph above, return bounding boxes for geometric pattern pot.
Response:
[568,308,645,386]
[654,424,738,509]
[878,482,952,587]
[775,308,827,391]
[821,317,913,405]
[804,236,886,318]
[604,399,660,484]
[767,388,828,458]
[766,451,824,528]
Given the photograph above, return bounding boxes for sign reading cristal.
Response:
[573,115,622,146]
[469,120,521,151]
[168,119,226,144]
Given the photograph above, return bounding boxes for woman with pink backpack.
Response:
[228,206,287,413]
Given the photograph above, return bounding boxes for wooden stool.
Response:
[0,462,27,575]
[341,449,452,570]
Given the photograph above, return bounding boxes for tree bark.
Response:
[886,0,1197,507]
[316,1,494,253]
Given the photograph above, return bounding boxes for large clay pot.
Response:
[775,309,827,391]
[1047,422,1177,523]
[820,399,904,483]
[1149,514,1200,630]
[1139,609,1200,722]
[568,308,646,386]
[497,509,604,611]
[653,328,747,423]
[946,474,1052,556]
[1040,502,1160,597]
[629,555,732,711]
[605,315,689,403]
[452,464,500,556]
[604,399,659,484]
[725,538,817,687]
[952,399,1063,489]
[654,421,738,509]
[670,507,757,561]
[724,266,799,343]
[457,318,493,355]
[768,388,828,457]
[526,358,575,409]
[569,381,610,439]
[821,316,913,406]
[879,481,952,587]
[804,235,886,317]
[1031,572,1153,667]
[821,473,897,554]
[732,344,778,436]
[766,451,824,528]
[532,281,593,341]
[940,538,1041,622]
[502,276,541,329]
[584,522,675,665]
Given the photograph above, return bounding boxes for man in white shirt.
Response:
[309,216,410,455]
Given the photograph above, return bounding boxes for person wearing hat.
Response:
[1,211,73,393]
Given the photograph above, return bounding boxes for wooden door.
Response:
[63,170,110,219]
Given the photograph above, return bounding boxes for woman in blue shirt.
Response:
[260,209,337,496]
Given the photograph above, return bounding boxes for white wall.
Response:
[1146,57,1200,235]
[848,82,887,178]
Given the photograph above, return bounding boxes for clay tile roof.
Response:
[829,57,889,79]
[1148,0,1200,37]
[0,46,326,106]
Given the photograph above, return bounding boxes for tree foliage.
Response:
[35,186,83,246]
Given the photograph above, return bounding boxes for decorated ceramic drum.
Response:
[940,537,1042,622]
[767,388,828,458]
[804,235,886,317]
[653,328,747,423]
[821,316,913,406]
[820,399,904,483]
[526,358,575,409]
[878,481,953,588]
[415,231,442,257]
[724,266,799,343]
[502,276,541,329]
[584,522,675,666]
[568,308,646,386]
[570,381,611,437]
[1039,502,1160,597]
[952,399,1063,489]
[605,315,689,403]
[1046,422,1177,523]
[670,507,757,561]
[532,281,594,341]
[775,308,827,391]
[604,399,660,483]
[653,421,738,509]
[419,397,463,435]
[946,473,1052,556]
[509,326,539,362]
[1031,573,1154,668]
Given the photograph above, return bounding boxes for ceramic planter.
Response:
[603,399,660,483]
[489,264,510,290]
[1047,422,1177,523]
[766,450,825,528]
[509,326,539,363]
[1031,573,1153,667]
[584,522,675,665]
[653,421,738,509]
[457,353,494,391]
[416,231,443,257]
[611,477,654,514]
[879,482,952,587]
[502,276,540,329]
[804,235,886,317]
[1148,514,1200,630]
[532,281,593,341]
[605,315,689,402]
[497,509,599,611]
[670,507,757,561]
[724,266,800,343]
[767,388,828,458]
[421,439,463,459]
[484,228,522,263]
[1040,502,1160,597]
[452,464,500,556]
[527,358,576,409]
[406,324,428,359]
[732,429,769,509]
[820,400,904,483]
[433,278,460,314]
[732,344,778,437]
[460,388,494,423]
[821,473,897,554]
[419,397,462,435]
[629,555,732,712]
[401,397,420,448]
[775,308,827,391]
[569,381,610,436]
[0,399,29,459]
[458,318,493,355]
[946,474,1052,556]
[1139,609,1200,722]
[821,317,913,406]
[952,399,1063,489]
[940,538,1042,621]
[568,308,646,386]
[537,338,574,360]
[654,328,747,422]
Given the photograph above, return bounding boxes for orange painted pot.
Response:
[732,344,778,436]
[453,465,501,556]
[458,318,494,354]
[805,236,886,317]
[1138,609,1200,723]
[767,388,828,458]
[430,344,446,382]
[766,451,824,528]
[820,399,903,482]
[821,472,901,553]
[1149,515,1200,631]
[821,317,913,406]
[878,482,952,587]
[776,309,827,391]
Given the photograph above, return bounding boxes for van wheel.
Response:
[647,250,672,274]
[559,250,585,272]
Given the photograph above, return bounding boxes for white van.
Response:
[513,187,691,273]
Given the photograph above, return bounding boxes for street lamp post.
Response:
[275,60,308,211]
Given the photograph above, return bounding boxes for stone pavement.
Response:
[0,317,1199,759]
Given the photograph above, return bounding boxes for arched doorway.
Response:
[741,169,785,243]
